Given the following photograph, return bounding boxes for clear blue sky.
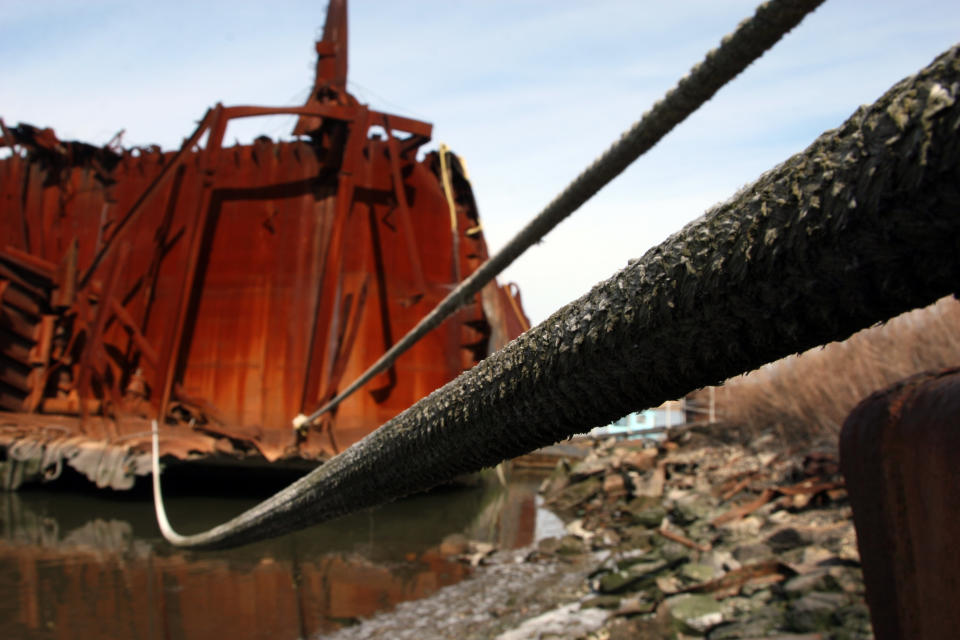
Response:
[3,1,959,324]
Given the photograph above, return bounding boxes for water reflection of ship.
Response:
[462,471,565,551]
[0,477,545,639]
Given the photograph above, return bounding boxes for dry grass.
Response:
[715,295,960,445]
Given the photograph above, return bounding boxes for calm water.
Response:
[0,471,561,639]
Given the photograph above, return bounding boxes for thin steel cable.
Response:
[152,0,830,547]
[153,41,960,548]
[297,0,826,428]
[153,0,827,546]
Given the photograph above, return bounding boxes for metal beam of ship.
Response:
[0,0,529,491]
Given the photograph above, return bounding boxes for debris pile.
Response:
[529,426,871,639]
[320,425,873,640]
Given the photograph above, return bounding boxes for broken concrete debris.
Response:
[323,425,871,639]
[526,426,871,639]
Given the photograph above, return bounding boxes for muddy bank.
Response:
[320,547,597,640]
[319,425,871,639]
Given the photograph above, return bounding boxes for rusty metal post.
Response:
[840,367,960,639]
[156,104,227,422]
[76,240,131,437]
[79,108,215,289]
[383,116,427,302]
[0,118,29,251]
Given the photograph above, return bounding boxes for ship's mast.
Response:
[293,0,351,136]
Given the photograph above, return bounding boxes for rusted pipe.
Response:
[840,368,960,639]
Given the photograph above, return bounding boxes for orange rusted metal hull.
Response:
[0,1,528,490]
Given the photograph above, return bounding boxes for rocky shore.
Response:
[321,424,872,639]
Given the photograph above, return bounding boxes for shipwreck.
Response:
[0,0,528,491]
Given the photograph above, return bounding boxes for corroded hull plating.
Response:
[0,1,528,490]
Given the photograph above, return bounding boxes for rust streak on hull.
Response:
[0,0,528,491]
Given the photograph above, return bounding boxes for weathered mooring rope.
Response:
[151,420,191,546]
[294,0,827,428]
[153,40,960,548]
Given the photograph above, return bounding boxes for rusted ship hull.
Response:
[0,1,528,490]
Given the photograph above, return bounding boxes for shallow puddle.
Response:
[0,470,561,639]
